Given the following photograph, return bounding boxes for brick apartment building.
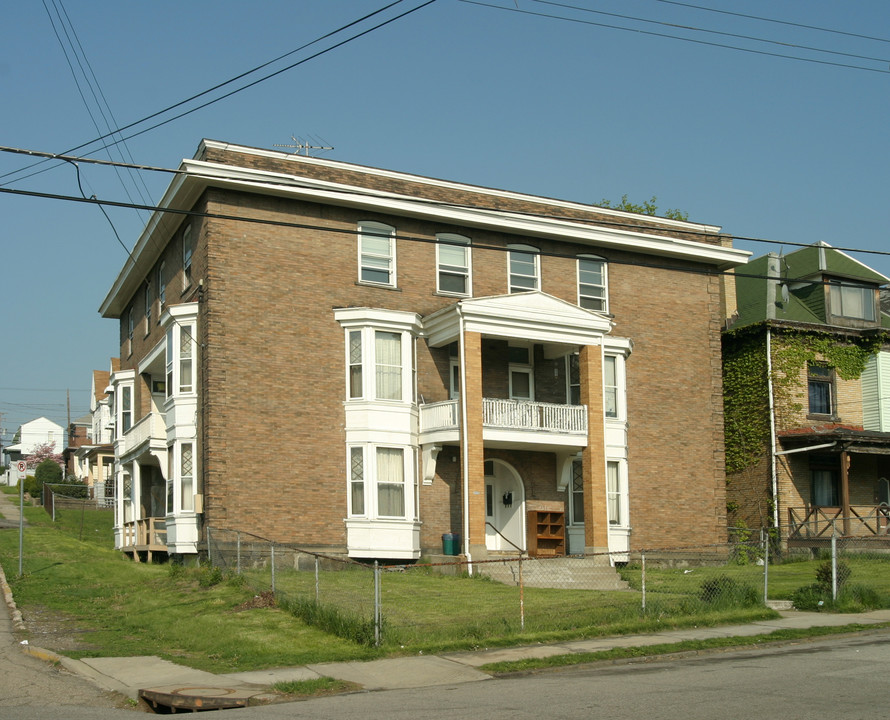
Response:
[99,140,748,562]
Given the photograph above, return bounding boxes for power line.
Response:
[0,0,437,189]
[3,144,890,265]
[460,0,890,75]
[532,0,890,65]
[3,182,890,294]
[650,0,890,45]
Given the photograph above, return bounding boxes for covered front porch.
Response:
[778,427,890,545]
[422,291,621,562]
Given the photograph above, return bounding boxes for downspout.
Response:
[766,327,779,529]
[457,307,472,571]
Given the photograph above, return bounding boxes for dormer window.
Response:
[828,279,876,322]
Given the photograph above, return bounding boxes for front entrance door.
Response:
[484,460,525,552]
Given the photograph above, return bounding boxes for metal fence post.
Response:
[315,555,320,603]
[518,556,525,631]
[641,553,646,612]
[831,532,838,601]
[374,560,381,647]
[271,543,276,594]
[236,532,241,575]
[762,528,769,605]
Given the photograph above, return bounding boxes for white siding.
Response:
[862,351,890,431]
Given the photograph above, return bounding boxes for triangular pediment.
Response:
[424,291,613,348]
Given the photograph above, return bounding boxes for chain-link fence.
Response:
[205,526,890,649]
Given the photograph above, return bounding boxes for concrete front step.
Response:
[477,557,631,591]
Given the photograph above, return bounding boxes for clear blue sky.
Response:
[2,0,889,444]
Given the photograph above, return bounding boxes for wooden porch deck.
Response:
[121,517,168,562]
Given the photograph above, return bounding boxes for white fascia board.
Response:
[333,307,423,333]
[179,159,749,268]
[199,140,719,231]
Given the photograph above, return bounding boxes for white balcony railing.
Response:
[120,412,165,455]
[420,398,588,435]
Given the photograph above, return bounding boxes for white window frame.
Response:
[166,323,197,399]
[829,280,876,322]
[119,384,132,437]
[182,224,194,288]
[157,261,166,310]
[358,221,396,287]
[126,307,134,356]
[436,233,472,296]
[577,255,608,312]
[607,460,624,526]
[508,345,534,401]
[508,244,540,293]
[143,279,152,331]
[339,325,416,404]
[347,443,415,521]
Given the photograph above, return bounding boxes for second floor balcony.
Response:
[118,411,166,460]
[420,398,589,449]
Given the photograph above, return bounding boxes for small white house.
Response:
[4,416,65,461]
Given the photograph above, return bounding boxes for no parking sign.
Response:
[15,460,27,479]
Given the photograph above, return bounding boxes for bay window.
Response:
[337,320,417,404]
[166,323,196,399]
[347,444,414,520]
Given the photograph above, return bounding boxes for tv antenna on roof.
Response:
[274,135,334,156]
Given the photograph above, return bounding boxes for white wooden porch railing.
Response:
[120,412,165,455]
[420,398,588,434]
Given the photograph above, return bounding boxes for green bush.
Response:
[35,459,62,485]
[815,560,851,589]
[22,475,42,498]
[791,583,830,611]
[699,574,760,607]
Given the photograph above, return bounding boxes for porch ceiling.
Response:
[423,291,613,348]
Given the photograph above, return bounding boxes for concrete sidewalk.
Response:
[2,491,889,709]
[26,608,890,710]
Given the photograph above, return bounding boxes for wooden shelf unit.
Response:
[526,500,566,557]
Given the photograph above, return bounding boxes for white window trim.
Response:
[334,308,421,404]
[182,224,193,289]
[358,221,397,287]
[577,255,608,313]
[436,233,472,296]
[507,244,540,293]
[347,443,416,521]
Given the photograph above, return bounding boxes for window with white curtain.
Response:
[604,356,618,418]
[348,444,413,520]
[375,331,402,400]
[376,447,405,517]
[340,324,414,403]
[607,461,621,524]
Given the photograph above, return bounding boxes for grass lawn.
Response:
[1,492,888,673]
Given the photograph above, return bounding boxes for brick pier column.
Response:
[461,331,487,560]
[579,343,609,556]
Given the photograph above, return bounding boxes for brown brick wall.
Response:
[113,154,731,553]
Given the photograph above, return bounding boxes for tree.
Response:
[25,442,64,470]
[598,194,689,222]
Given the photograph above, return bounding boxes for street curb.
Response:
[0,560,26,632]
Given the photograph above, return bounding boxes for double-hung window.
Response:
[807,363,834,416]
[120,385,132,435]
[336,311,418,404]
[604,355,618,418]
[358,221,396,286]
[829,280,875,322]
[578,256,608,312]
[347,445,412,520]
[126,307,134,356]
[508,244,540,293]
[144,279,152,331]
[166,323,196,398]
[436,233,471,295]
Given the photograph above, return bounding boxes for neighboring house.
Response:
[4,417,65,463]
[723,242,890,544]
[72,367,117,505]
[99,139,748,563]
[64,414,91,478]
